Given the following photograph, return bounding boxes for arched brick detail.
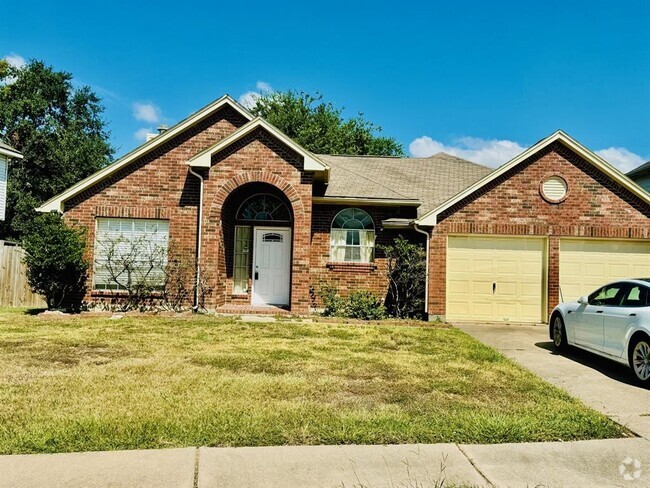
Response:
[202,170,312,314]
[208,171,305,222]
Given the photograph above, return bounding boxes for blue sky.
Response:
[2,0,648,171]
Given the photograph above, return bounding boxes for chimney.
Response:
[157,124,169,134]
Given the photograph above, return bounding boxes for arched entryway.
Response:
[221,182,294,306]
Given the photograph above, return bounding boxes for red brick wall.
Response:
[64,105,249,307]
[428,142,650,320]
[309,204,424,307]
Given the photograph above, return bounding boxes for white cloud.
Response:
[409,136,526,167]
[238,81,273,109]
[409,135,648,172]
[134,127,153,141]
[4,53,26,69]
[132,102,161,124]
[595,147,646,173]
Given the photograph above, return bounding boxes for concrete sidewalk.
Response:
[1,438,649,488]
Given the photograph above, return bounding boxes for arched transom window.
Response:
[236,193,291,222]
[330,208,375,262]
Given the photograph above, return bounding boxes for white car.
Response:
[550,279,650,385]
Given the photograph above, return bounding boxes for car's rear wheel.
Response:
[630,337,650,385]
[552,314,568,351]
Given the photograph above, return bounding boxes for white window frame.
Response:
[233,225,252,294]
[93,218,169,291]
[330,208,375,263]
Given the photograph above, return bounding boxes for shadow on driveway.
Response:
[535,340,642,388]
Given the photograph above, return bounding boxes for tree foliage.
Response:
[250,91,404,156]
[22,213,88,310]
[0,59,113,238]
[381,235,426,318]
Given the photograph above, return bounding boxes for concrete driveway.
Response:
[455,322,650,439]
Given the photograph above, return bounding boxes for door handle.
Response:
[254,272,259,280]
[596,310,603,314]
[492,282,496,294]
[630,313,637,317]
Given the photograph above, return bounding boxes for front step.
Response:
[214,304,291,315]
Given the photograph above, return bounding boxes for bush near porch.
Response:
[0,309,627,454]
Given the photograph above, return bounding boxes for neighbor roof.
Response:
[627,160,650,178]
[317,152,492,217]
[0,141,22,159]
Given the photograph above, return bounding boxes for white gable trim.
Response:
[0,146,23,160]
[188,117,329,173]
[416,130,650,226]
[37,95,254,213]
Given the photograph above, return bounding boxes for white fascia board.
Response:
[312,196,420,206]
[188,118,329,173]
[416,130,650,227]
[0,147,23,159]
[37,95,254,213]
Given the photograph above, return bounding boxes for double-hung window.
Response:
[94,218,169,291]
[330,208,375,263]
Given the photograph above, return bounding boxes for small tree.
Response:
[381,236,426,318]
[22,213,88,310]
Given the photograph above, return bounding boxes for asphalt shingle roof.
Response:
[317,152,493,217]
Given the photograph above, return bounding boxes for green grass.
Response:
[0,309,628,454]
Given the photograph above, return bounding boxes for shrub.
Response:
[319,283,347,316]
[22,213,88,310]
[346,289,386,320]
[319,284,385,320]
[381,235,426,318]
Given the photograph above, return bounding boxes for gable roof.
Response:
[317,152,491,217]
[417,130,650,226]
[37,95,254,213]
[187,117,329,172]
[0,141,22,159]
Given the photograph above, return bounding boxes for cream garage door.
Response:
[559,239,650,302]
[447,236,545,322]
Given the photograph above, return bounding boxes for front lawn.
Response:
[0,310,627,454]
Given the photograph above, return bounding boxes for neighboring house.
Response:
[627,161,650,192]
[0,142,23,221]
[37,95,650,322]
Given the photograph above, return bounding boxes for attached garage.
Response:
[559,239,650,302]
[446,236,546,323]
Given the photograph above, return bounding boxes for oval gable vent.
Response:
[541,176,568,203]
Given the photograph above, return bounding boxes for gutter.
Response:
[188,167,204,310]
[412,222,430,317]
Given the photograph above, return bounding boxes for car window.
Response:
[620,285,650,308]
[588,283,628,306]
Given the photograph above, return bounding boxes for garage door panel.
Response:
[447,236,544,323]
[560,239,650,302]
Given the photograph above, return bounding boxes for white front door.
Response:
[252,227,291,306]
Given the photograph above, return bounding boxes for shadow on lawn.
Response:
[535,340,643,389]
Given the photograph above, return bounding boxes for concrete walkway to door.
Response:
[455,322,650,439]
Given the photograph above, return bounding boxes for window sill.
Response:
[326,262,377,272]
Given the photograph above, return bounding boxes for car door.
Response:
[574,283,627,352]
[603,283,646,358]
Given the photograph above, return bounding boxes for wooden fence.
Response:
[0,240,47,308]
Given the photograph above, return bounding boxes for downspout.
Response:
[188,167,204,310]
[412,222,430,318]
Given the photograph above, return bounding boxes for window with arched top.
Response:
[330,208,375,262]
[236,193,291,222]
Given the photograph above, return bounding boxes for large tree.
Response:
[0,59,113,239]
[250,91,404,156]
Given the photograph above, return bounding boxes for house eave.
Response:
[36,95,254,214]
[313,196,421,207]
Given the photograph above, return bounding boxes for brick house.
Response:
[38,95,650,322]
